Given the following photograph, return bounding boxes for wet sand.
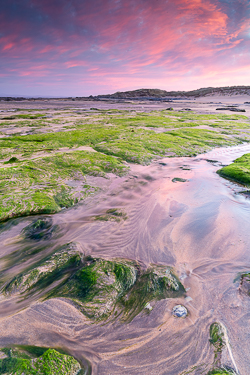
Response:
[1,97,250,374]
[0,94,250,115]
[1,141,250,373]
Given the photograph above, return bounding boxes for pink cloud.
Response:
[1,0,250,95]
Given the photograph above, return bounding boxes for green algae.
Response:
[172,177,187,182]
[22,217,54,240]
[94,208,127,222]
[0,150,127,222]
[217,153,250,186]
[57,259,184,321]
[0,346,82,374]
[1,109,250,221]
[119,266,185,322]
[207,370,235,375]
[2,114,45,120]
[210,322,225,352]
[4,157,19,164]
[0,110,246,162]
[2,243,82,297]
[208,322,236,375]
[183,322,236,375]
[1,243,185,321]
[239,272,250,295]
[94,127,238,163]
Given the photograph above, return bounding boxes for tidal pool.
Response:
[1,143,250,374]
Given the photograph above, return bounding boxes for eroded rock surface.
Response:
[1,242,185,321]
[0,346,82,375]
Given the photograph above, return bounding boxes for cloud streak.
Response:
[1,0,250,95]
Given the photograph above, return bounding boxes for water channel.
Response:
[1,144,250,374]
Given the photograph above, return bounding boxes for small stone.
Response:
[172,177,187,183]
[172,304,188,318]
[145,302,153,311]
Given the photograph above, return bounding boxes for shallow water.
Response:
[1,144,250,374]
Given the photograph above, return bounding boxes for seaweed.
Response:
[207,368,235,375]
[209,322,225,351]
[0,150,127,222]
[217,153,250,186]
[94,209,127,222]
[119,267,185,321]
[22,217,54,240]
[1,245,185,321]
[172,177,187,183]
[1,109,249,221]
[0,346,82,374]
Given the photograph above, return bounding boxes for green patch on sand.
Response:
[183,322,235,375]
[0,346,82,374]
[1,109,249,220]
[94,128,238,163]
[0,150,127,222]
[209,322,226,352]
[207,370,235,375]
[2,114,45,120]
[94,208,128,222]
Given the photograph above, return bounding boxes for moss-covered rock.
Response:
[184,323,236,375]
[239,272,250,295]
[172,177,187,183]
[3,243,82,296]
[0,346,82,374]
[1,243,185,321]
[208,322,237,375]
[55,258,138,319]
[48,257,184,321]
[207,368,235,375]
[0,149,127,222]
[209,322,226,351]
[209,322,226,369]
[217,153,250,186]
[22,217,55,240]
[4,156,19,164]
[120,266,184,321]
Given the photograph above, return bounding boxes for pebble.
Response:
[172,305,188,318]
[145,302,153,311]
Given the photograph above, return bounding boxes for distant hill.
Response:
[96,86,250,99]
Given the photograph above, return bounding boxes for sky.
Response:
[1,0,250,96]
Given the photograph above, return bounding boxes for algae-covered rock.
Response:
[217,153,250,186]
[119,265,185,321]
[172,177,187,183]
[1,242,185,321]
[3,243,82,296]
[207,368,235,375]
[63,262,184,321]
[22,217,54,240]
[184,322,236,375]
[208,322,237,375]
[54,257,138,319]
[239,272,250,295]
[208,322,235,374]
[0,346,82,374]
[4,157,19,164]
[209,322,226,351]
